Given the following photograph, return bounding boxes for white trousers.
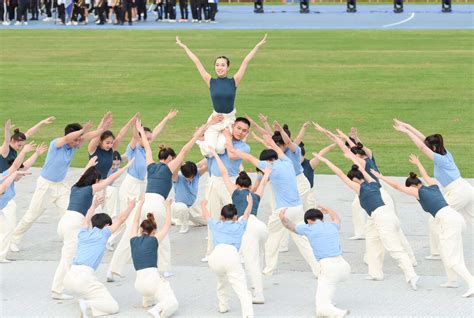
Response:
[263,205,319,277]
[51,210,84,294]
[366,205,417,282]
[135,268,179,317]
[435,206,474,287]
[240,215,268,294]
[316,256,351,317]
[64,265,119,317]
[12,176,69,247]
[172,202,207,232]
[107,174,145,249]
[94,185,118,218]
[205,177,232,255]
[199,110,236,156]
[208,244,254,318]
[0,200,16,261]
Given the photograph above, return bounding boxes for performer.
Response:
[130,196,179,317]
[372,154,474,298]
[280,206,351,317]
[175,34,267,156]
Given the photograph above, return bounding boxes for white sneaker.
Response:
[0,258,12,263]
[78,298,91,318]
[424,254,441,260]
[148,303,162,318]
[409,275,419,291]
[210,20,217,24]
[106,270,115,282]
[278,247,289,253]
[440,281,459,288]
[201,256,208,263]
[43,17,53,21]
[66,21,73,25]
[51,292,74,300]
[163,271,174,278]
[348,235,365,240]
[178,228,189,234]
[106,242,115,251]
[22,21,27,25]
[14,21,22,25]
[2,21,10,25]
[218,305,229,313]
[252,291,265,304]
[364,275,383,281]
[72,21,78,26]
[462,286,474,298]
[10,243,19,252]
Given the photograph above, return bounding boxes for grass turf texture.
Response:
[0,30,472,176]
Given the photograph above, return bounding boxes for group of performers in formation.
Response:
[1,35,473,318]
[0,0,218,26]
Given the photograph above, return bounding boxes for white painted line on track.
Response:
[383,12,416,28]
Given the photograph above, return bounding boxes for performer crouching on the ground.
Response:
[63,197,136,317]
[201,194,254,318]
[280,206,350,318]
[210,146,271,304]
[372,154,474,298]
[130,195,179,317]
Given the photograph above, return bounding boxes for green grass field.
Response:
[0,30,473,176]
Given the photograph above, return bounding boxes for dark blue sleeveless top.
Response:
[130,235,158,270]
[67,185,94,216]
[418,185,449,217]
[231,189,260,217]
[0,146,17,173]
[359,181,385,216]
[210,77,236,114]
[301,159,314,188]
[146,163,173,198]
[90,147,113,180]
[365,155,380,183]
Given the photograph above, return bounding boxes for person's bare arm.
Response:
[7,142,35,173]
[176,36,212,87]
[20,143,47,170]
[254,166,271,197]
[394,122,434,160]
[201,199,210,221]
[151,109,178,143]
[25,116,56,139]
[319,205,341,225]
[241,194,253,221]
[167,124,207,174]
[0,171,30,194]
[394,119,426,141]
[273,121,297,153]
[81,197,104,228]
[87,112,112,155]
[92,158,135,193]
[233,34,267,87]
[262,133,286,159]
[294,122,311,145]
[279,209,296,233]
[371,169,419,199]
[210,148,237,195]
[136,120,154,166]
[314,153,360,194]
[56,122,92,148]
[114,113,140,150]
[156,199,173,241]
[309,143,336,169]
[258,113,273,134]
[131,195,145,238]
[409,154,437,186]
[1,120,13,158]
[109,198,137,233]
[245,114,269,136]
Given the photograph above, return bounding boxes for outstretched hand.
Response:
[409,154,421,166]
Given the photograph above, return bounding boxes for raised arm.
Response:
[131,195,145,238]
[109,198,137,233]
[254,166,271,197]
[201,199,210,221]
[1,120,13,157]
[81,197,104,228]
[210,148,237,195]
[176,36,212,87]
[167,124,207,174]
[309,143,336,169]
[347,128,373,159]
[262,133,286,159]
[113,113,140,150]
[20,143,48,170]
[92,158,135,193]
[151,109,178,143]
[370,169,419,198]
[88,112,113,155]
[245,114,269,136]
[394,122,434,160]
[279,209,296,233]
[25,116,56,139]
[394,119,426,141]
[156,199,173,241]
[7,142,35,173]
[294,122,311,145]
[319,205,341,226]
[258,113,273,134]
[233,34,267,87]
[409,154,437,186]
[342,151,376,184]
[136,120,154,166]
[241,194,253,221]
[273,121,297,152]
[0,171,30,194]
[56,121,93,148]
[314,153,360,194]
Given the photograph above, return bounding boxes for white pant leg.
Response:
[316,256,351,317]
[296,173,311,211]
[436,207,474,287]
[64,265,119,316]
[205,177,232,256]
[200,110,236,156]
[172,202,190,232]
[444,178,474,225]
[372,206,417,282]
[0,200,16,260]
[95,186,118,218]
[51,181,70,218]
[306,186,317,210]
[365,217,385,280]
[240,215,268,293]
[209,245,254,318]
[51,211,84,294]
[187,203,207,226]
[428,215,441,256]
[351,195,366,238]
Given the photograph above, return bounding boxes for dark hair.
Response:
[181,161,198,178]
[235,117,251,128]
[304,209,324,224]
[215,56,230,66]
[259,149,278,161]
[11,129,26,142]
[347,164,364,181]
[138,127,152,138]
[221,204,237,220]
[345,137,363,149]
[299,142,306,157]
[405,172,422,187]
[256,167,263,175]
[282,124,291,137]
[100,130,115,141]
[424,134,446,155]
[64,123,83,136]
[91,213,112,229]
[236,171,252,188]
[158,145,176,160]
[272,132,285,146]
[75,167,101,187]
[350,146,367,157]
[140,213,157,235]
[113,151,122,162]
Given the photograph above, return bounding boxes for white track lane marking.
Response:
[383,12,416,28]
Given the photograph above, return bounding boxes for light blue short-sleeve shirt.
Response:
[296,221,342,261]
[207,140,250,178]
[433,150,461,187]
[284,146,304,176]
[258,157,301,209]
[208,218,247,250]
[125,144,147,181]
[174,173,200,207]
[0,171,16,210]
[41,138,78,182]
[73,227,112,270]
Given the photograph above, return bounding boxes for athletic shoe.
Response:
[163,272,174,278]
[79,298,91,318]
[2,21,10,25]
[210,20,217,24]
[22,21,28,26]
[462,287,474,298]
[0,258,12,263]
[72,21,78,26]
[43,17,53,21]
[169,19,176,23]
[409,275,419,291]
[9,243,19,252]
[51,292,74,300]
[66,21,72,25]
[364,275,383,281]
[218,305,229,313]
[278,246,289,253]
[178,227,189,234]
[252,291,265,304]
[348,235,365,240]
[424,254,441,260]
[106,242,115,251]
[148,303,162,318]
[106,270,115,282]
[440,281,459,288]
[200,256,208,263]
[14,21,22,25]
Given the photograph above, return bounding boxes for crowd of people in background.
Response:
[0,0,219,26]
